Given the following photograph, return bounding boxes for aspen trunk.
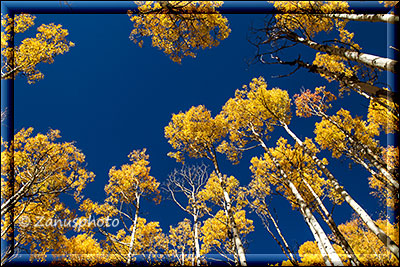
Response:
[290,32,399,73]
[256,138,344,266]
[260,206,298,265]
[193,212,201,266]
[211,154,248,266]
[318,13,399,24]
[281,123,400,260]
[127,195,140,265]
[302,179,361,266]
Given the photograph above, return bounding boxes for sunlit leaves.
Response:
[218,76,291,163]
[314,109,380,159]
[294,86,336,118]
[368,96,399,134]
[128,1,230,63]
[1,14,74,83]
[1,127,94,261]
[200,209,253,255]
[105,148,160,205]
[165,105,227,163]
[297,216,400,266]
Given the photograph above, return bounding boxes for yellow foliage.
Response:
[368,146,399,210]
[218,76,291,163]
[105,148,160,205]
[249,137,342,209]
[273,1,350,37]
[54,233,116,266]
[128,1,230,63]
[1,128,94,261]
[314,109,380,159]
[200,209,254,255]
[1,13,74,83]
[368,96,399,134]
[165,105,228,164]
[296,216,399,266]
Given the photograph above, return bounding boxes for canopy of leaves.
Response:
[128,1,230,63]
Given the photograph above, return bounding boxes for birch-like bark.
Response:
[302,179,361,266]
[193,212,201,266]
[126,194,140,266]
[210,151,248,266]
[317,13,399,24]
[288,32,399,73]
[281,122,400,260]
[255,136,344,266]
[254,201,299,265]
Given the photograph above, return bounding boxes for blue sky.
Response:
[1,1,397,264]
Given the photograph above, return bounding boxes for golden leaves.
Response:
[1,14,74,83]
[165,105,227,163]
[105,148,160,205]
[128,1,230,63]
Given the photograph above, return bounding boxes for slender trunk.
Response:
[127,194,140,266]
[317,13,399,24]
[256,137,344,266]
[210,151,247,266]
[302,179,361,266]
[256,204,299,265]
[193,212,201,266]
[321,113,399,190]
[281,122,400,260]
[350,149,397,194]
[289,32,399,73]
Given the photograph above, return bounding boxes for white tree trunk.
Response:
[281,123,400,260]
[302,179,361,266]
[193,212,201,266]
[257,138,344,266]
[292,34,398,73]
[127,195,140,265]
[211,156,248,266]
[320,13,399,24]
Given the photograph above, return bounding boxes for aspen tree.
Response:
[165,105,249,266]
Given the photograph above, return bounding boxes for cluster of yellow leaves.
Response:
[105,148,160,205]
[1,127,94,203]
[1,14,74,83]
[128,1,230,63]
[198,171,247,210]
[250,137,342,209]
[110,217,167,263]
[200,209,254,255]
[367,95,399,134]
[1,128,94,261]
[379,1,399,7]
[165,105,227,164]
[296,216,399,266]
[368,146,399,210]
[273,1,350,37]
[314,109,380,159]
[167,218,196,265]
[218,76,291,163]
[294,86,336,118]
[54,233,115,266]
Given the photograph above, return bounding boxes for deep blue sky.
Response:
[1,1,397,263]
